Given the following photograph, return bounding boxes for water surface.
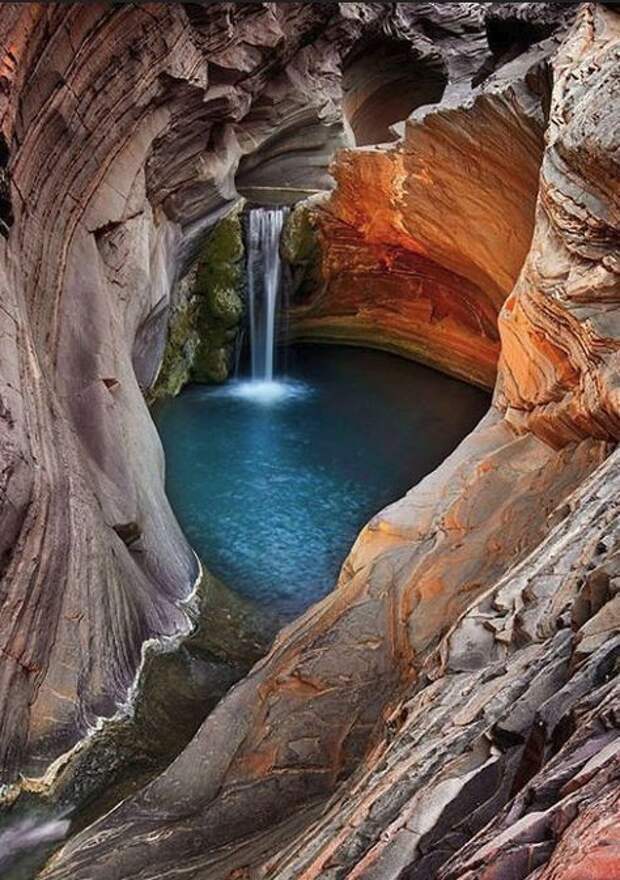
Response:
[154,345,489,618]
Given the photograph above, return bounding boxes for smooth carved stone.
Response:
[496,3,620,447]
[0,4,618,880]
[285,203,501,389]
[1,0,456,785]
[3,0,563,785]
[283,25,563,388]
[40,5,620,880]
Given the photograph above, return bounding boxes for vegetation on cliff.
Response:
[151,203,245,398]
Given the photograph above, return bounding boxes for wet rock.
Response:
[0,5,617,880]
[281,5,576,389]
[151,201,246,396]
[192,202,245,384]
[39,6,620,879]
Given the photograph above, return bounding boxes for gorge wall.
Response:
[282,5,575,389]
[0,0,414,784]
[0,3,618,880]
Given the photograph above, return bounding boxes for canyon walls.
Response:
[36,4,620,880]
[0,1,577,789]
[0,0,399,785]
[0,3,617,880]
[496,3,620,447]
[283,30,562,388]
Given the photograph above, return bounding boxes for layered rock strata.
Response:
[0,3,617,880]
[283,35,562,388]
[2,0,487,785]
[40,7,620,879]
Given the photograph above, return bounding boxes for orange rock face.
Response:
[496,5,620,446]
[0,0,412,785]
[285,70,547,388]
[536,805,620,880]
[288,204,500,388]
[42,7,620,880]
[0,4,618,880]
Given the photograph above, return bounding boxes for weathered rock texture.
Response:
[283,5,578,389]
[34,4,620,880]
[0,0,466,785]
[0,3,618,880]
[151,201,246,396]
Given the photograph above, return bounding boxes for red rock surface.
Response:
[285,51,552,387]
[0,0,426,784]
[0,4,617,880]
[41,8,620,878]
[496,3,620,447]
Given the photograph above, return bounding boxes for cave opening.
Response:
[341,37,448,146]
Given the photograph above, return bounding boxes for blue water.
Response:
[153,345,489,619]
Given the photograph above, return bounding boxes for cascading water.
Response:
[0,815,70,878]
[152,201,488,618]
[246,206,288,386]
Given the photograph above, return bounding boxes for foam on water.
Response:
[210,379,312,406]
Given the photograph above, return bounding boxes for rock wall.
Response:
[0,3,618,880]
[283,26,565,388]
[0,0,443,785]
[496,3,620,446]
[38,5,620,880]
[150,202,246,396]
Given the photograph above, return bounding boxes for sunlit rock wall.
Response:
[284,16,573,388]
[40,6,620,880]
[0,0,457,784]
[496,3,620,446]
[0,0,576,791]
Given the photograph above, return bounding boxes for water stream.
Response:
[246,206,288,385]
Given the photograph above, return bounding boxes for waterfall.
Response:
[0,816,70,872]
[246,207,288,383]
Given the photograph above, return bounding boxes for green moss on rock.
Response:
[281,202,319,264]
[281,193,326,302]
[192,202,245,384]
[192,344,229,384]
[149,201,246,399]
[150,294,200,400]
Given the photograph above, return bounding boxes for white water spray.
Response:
[0,816,70,871]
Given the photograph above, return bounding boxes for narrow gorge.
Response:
[0,3,618,880]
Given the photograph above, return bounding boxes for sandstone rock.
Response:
[282,6,574,388]
[495,2,620,447]
[0,0,428,784]
[0,5,618,880]
[39,5,620,879]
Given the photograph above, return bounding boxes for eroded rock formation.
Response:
[0,3,618,880]
[283,21,569,388]
[0,0,441,785]
[151,201,246,394]
[32,4,620,880]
